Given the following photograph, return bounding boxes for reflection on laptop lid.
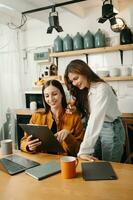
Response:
[81,162,117,181]
[0,154,40,175]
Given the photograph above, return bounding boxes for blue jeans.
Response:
[94,118,125,162]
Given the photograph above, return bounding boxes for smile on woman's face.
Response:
[68,72,88,90]
[44,85,62,109]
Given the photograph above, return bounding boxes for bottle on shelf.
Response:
[120,25,133,45]
[83,30,94,49]
[54,35,63,52]
[94,29,106,48]
[49,63,58,76]
[73,32,84,50]
[63,34,73,51]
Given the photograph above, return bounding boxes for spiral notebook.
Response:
[81,162,117,181]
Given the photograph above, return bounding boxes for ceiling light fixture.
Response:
[109,17,125,32]
[98,0,126,32]
[22,0,86,34]
[98,0,117,23]
[47,6,63,34]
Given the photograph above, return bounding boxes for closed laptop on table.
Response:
[25,160,61,180]
[81,162,117,181]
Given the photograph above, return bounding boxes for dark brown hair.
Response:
[64,59,105,116]
[42,79,67,113]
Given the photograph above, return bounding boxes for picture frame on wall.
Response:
[34,46,53,63]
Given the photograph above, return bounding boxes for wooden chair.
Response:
[121,117,133,164]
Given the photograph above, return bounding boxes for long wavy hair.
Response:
[64,59,105,116]
[42,79,67,113]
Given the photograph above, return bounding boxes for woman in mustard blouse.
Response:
[20,80,84,156]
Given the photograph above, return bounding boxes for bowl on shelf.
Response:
[120,67,132,76]
[109,68,120,77]
[96,70,109,77]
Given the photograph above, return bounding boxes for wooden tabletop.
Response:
[0,150,133,200]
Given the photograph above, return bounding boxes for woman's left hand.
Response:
[79,154,98,162]
[55,129,69,142]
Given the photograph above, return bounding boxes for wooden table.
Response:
[0,151,133,200]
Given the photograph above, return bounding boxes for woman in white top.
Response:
[64,59,125,162]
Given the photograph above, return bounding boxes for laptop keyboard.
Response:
[0,158,26,175]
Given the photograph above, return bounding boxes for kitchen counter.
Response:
[15,108,45,115]
[122,113,133,118]
[15,109,133,118]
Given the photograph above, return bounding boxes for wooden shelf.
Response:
[50,44,133,58]
[31,76,133,91]
[103,76,133,81]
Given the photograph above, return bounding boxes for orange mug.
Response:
[60,156,78,179]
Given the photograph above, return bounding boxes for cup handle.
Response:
[75,158,79,167]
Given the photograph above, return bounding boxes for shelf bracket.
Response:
[85,54,89,64]
[119,50,123,65]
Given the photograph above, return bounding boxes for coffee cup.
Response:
[1,139,13,155]
[60,156,78,179]
[30,101,37,111]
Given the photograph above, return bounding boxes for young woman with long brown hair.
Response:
[64,59,125,162]
[20,79,84,156]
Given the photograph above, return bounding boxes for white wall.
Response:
[20,5,133,113]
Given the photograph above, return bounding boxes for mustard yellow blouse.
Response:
[20,110,84,156]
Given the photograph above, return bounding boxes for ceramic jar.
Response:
[54,36,63,52]
[94,29,105,48]
[120,25,133,45]
[63,34,73,51]
[120,67,132,76]
[73,32,83,50]
[83,30,94,49]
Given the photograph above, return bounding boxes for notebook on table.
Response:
[19,123,65,154]
[81,162,117,181]
[0,154,40,175]
[25,160,61,180]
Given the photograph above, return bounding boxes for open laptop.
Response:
[0,154,40,175]
[19,123,65,154]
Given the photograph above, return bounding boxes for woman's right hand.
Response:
[26,135,42,152]
[65,103,77,114]
[79,154,98,162]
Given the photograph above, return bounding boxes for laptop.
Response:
[81,162,117,181]
[25,160,61,180]
[0,154,40,175]
[19,123,65,154]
